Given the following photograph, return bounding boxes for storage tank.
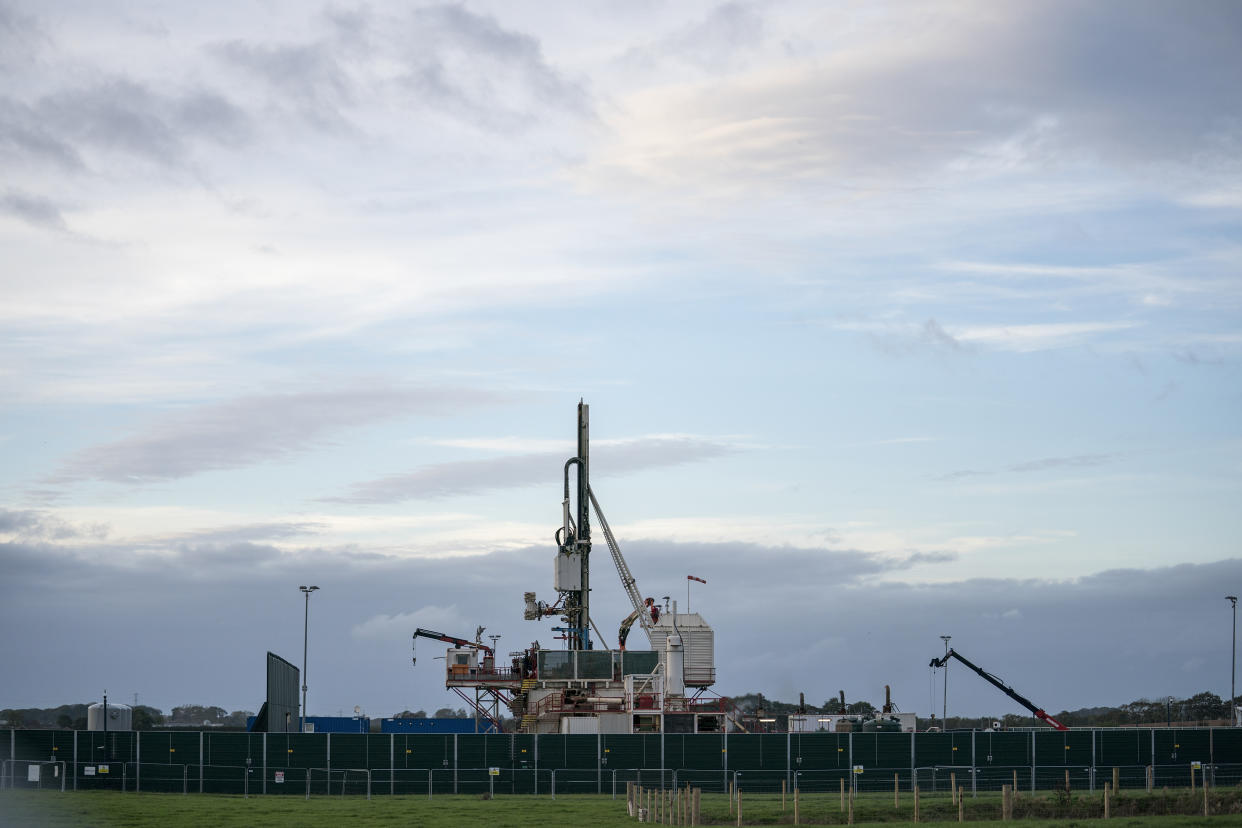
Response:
[87,703,132,731]
[648,610,715,687]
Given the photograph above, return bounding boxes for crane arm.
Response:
[413,627,494,658]
[588,486,653,646]
[930,648,1067,731]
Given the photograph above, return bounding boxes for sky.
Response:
[1,0,1240,724]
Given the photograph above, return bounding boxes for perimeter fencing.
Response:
[4,727,1242,797]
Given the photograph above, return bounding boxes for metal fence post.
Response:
[551,769,556,800]
[1031,730,1036,793]
[136,731,141,793]
[453,734,458,795]
[971,730,976,798]
[262,733,267,795]
[1090,729,1096,793]
[73,731,78,792]
[390,734,395,797]
[199,732,204,794]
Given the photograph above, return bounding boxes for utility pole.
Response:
[300,585,319,732]
[940,635,951,723]
[1228,596,1238,725]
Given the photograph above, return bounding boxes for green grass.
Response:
[1,789,1240,827]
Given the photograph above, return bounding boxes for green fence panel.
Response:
[682,733,724,769]
[602,732,642,769]
[1097,728,1151,766]
[875,730,912,768]
[793,732,847,770]
[1214,728,1242,765]
[724,731,760,770]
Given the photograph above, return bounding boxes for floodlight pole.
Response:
[300,585,319,733]
[940,635,951,723]
[1229,596,1238,725]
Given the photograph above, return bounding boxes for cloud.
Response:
[211,39,353,130]
[617,3,766,74]
[1,190,67,230]
[0,507,104,541]
[326,436,737,504]
[1,79,250,172]
[922,318,965,351]
[352,605,467,640]
[586,1,1242,198]
[52,385,506,484]
[951,321,1140,352]
[398,4,592,132]
[939,453,1117,481]
[4,517,1238,716]
[165,521,327,545]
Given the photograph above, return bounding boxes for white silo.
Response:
[87,702,132,731]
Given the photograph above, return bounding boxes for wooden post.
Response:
[729,781,734,815]
[794,784,800,825]
[958,786,964,822]
[895,772,900,808]
[841,777,846,811]
[1104,784,1110,819]
[848,785,855,825]
[1064,770,1070,792]
[1001,784,1009,821]
[736,789,742,827]
[1012,770,1018,798]
[951,772,958,805]
[1203,778,1209,817]
[693,787,701,827]
[782,778,787,811]
[1191,765,1196,791]
[914,784,920,823]
[1113,767,1119,793]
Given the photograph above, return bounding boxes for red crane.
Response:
[930,648,1068,731]
[412,627,494,665]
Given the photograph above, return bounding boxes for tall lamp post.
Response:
[940,635,951,723]
[1228,596,1238,726]
[300,585,319,733]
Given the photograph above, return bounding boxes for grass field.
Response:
[1,789,1239,827]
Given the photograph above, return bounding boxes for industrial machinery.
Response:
[929,648,1068,731]
[413,402,724,734]
[411,627,509,731]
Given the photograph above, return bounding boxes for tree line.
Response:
[730,690,1239,727]
[0,704,252,730]
[4,691,1237,730]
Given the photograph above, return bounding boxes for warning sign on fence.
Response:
[98,765,110,774]
[489,767,500,776]
[853,765,864,774]
[84,767,95,776]
[275,771,285,784]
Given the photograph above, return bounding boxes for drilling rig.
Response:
[413,401,724,734]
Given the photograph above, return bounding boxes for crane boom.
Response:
[930,648,1068,731]
[413,627,494,658]
[588,486,653,646]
